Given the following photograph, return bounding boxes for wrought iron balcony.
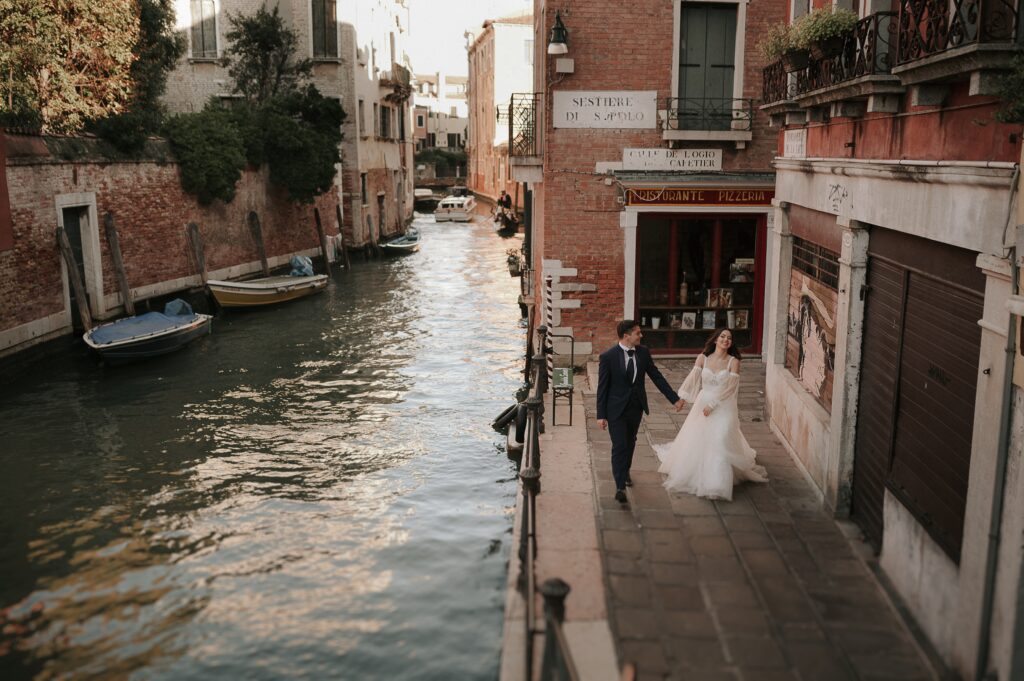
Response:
[897,0,1020,64]
[664,98,753,131]
[761,12,898,106]
[508,93,542,158]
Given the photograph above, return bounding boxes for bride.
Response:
[654,328,768,500]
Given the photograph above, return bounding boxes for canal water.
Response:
[0,215,525,680]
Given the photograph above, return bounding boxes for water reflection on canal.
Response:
[0,215,524,680]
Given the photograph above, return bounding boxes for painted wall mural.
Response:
[785,271,837,412]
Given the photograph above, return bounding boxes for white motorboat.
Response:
[435,195,477,222]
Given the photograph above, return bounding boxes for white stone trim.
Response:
[0,311,69,357]
[54,192,103,318]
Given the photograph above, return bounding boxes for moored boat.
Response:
[83,300,212,364]
[207,274,328,308]
[381,227,421,255]
[413,188,439,212]
[435,195,477,222]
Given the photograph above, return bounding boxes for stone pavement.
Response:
[581,359,940,681]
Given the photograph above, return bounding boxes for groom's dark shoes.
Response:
[614,490,627,503]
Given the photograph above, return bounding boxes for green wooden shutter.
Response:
[190,0,216,58]
[678,4,737,130]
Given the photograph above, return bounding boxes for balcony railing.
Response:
[509,92,542,157]
[762,12,897,105]
[897,0,1020,64]
[664,97,753,131]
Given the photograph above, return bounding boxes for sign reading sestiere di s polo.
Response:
[553,91,657,129]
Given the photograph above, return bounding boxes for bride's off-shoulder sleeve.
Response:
[678,362,702,402]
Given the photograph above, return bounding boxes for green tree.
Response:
[996,55,1024,124]
[163,107,246,205]
[0,0,138,133]
[90,0,187,153]
[222,6,312,106]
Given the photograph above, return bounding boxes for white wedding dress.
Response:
[654,356,768,500]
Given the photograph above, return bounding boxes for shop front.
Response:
[623,184,774,355]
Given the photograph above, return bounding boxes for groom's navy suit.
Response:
[597,344,679,492]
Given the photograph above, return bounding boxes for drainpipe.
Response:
[976,162,1020,681]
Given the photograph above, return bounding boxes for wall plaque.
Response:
[622,148,722,171]
[783,128,807,158]
[552,91,657,129]
[625,187,775,207]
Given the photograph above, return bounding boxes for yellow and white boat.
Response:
[207,274,328,308]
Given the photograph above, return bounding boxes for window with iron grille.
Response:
[190,0,217,59]
[312,0,338,58]
[792,237,840,289]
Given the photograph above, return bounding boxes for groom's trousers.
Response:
[608,395,644,491]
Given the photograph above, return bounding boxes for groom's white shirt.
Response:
[618,343,636,382]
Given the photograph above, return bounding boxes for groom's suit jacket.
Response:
[596,344,679,421]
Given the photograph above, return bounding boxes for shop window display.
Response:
[636,215,761,353]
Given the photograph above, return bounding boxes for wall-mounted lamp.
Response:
[547,11,569,55]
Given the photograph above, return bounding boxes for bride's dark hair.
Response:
[702,328,742,360]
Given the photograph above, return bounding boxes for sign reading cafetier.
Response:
[552,91,657,129]
[622,148,722,171]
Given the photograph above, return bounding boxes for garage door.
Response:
[851,229,984,560]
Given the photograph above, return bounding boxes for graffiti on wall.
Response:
[787,278,837,409]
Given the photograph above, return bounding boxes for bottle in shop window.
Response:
[678,273,688,306]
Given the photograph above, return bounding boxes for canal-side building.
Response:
[467,13,534,210]
[758,4,1024,679]
[515,0,785,361]
[164,0,414,247]
[0,131,339,360]
[413,72,469,119]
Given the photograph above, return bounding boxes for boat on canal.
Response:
[435,195,476,222]
[207,255,329,308]
[413,188,439,212]
[83,299,212,364]
[381,227,421,255]
[207,274,328,307]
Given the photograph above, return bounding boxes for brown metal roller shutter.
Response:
[851,259,903,550]
[851,228,983,560]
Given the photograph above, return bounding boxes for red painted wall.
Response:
[799,82,1022,162]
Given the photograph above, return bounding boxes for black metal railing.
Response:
[512,326,580,681]
[664,97,753,131]
[509,93,542,157]
[762,60,792,104]
[897,0,1020,64]
[761,12,897,104]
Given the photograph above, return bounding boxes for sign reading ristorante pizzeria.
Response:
[626,187,775,206]
[552,91,657,129]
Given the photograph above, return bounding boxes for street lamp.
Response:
[547,12,568,55]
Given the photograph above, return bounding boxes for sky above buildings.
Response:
[407,0,532,76]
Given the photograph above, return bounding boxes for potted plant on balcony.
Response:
[759,23,809,73]
[796,6,859,60]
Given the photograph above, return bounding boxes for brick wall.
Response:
[1,135,339,339]
[536,0,785,354]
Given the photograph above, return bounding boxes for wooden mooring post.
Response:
[55,226,93,331]
[335,204,351,269]
[313,207,331,276]
[248,211,270,276]
[103,212,135,316]
[186,222,208,284]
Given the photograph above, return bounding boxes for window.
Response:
[447,133,459,148]
[360,173,368,204]
[358,99,365,135]
[373,103,379,137]
[380,106,391,138]
[791,237,840,289]
[312,0,338,58]
[416,114,425,128]
[427,132,435,147]
[524,39,534,66]
[398,107,405,141]
[677,3,737,130]
[190,0,217,59]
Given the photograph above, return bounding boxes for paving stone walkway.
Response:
[582,359,939,681]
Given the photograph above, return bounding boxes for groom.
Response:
[596,320,684,503]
